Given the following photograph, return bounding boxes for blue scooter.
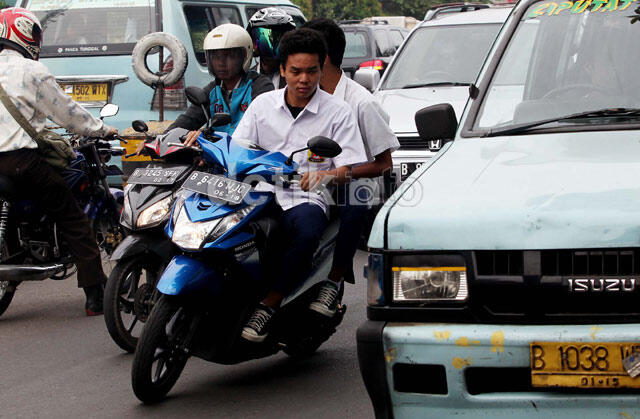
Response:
[131,87,346,403]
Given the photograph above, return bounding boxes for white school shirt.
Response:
[0,49,111,153]
[333,71,399,162]
[233,87,367,213]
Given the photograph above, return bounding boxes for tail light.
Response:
[152,57,187,110]
[359,59,384,71]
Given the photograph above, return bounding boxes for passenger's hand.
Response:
[183,130,202,148]
[300,170,333,192]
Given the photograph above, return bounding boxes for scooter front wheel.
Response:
[0,280,16,317]
[131,295,192,403]
[104,254,163,352]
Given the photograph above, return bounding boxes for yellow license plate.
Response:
[531,342,640,388]
[60,83,108,102]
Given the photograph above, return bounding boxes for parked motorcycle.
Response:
[131,87,346,403]
[104,119,216,352]
[0,104,125,317]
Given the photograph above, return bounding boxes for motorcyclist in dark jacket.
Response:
[175,24,274,147]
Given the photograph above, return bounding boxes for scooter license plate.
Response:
[181,171,250,205]
[127,165,190,185]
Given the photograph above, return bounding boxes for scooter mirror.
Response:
[185,86,210,107]
[307,136,342,158]
[132,120,149,133]
[100,103,119,119]
[210,113,231,127]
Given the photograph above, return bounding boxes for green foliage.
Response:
[292,0,382,19]
[0,0,17,9]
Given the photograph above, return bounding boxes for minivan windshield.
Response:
[475,1,640,131]
[26,0,156,57]
[381,24,501,90]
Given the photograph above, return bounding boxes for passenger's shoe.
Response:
[309,280,341,318]
[241,303,275,343]
[83,284,104,316]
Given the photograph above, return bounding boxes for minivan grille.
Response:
[397,136,429,150]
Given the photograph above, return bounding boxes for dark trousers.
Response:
[332,184,369,283]
[0,149,103,288]
[271,203,327,296]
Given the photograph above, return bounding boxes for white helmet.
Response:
[203,23,253,73]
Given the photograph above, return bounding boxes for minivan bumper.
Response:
[357,321,640,418]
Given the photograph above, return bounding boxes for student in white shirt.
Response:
[233,28,368,342]
[302,19,399,317]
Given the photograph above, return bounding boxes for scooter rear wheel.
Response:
[104,254,163,352]
[132,295,191,404]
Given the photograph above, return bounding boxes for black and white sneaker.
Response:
[241,303,275,343]
[309,281,341,318]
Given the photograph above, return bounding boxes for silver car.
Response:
[372,6,512,186]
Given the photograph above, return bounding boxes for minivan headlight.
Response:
[392,266,468,302]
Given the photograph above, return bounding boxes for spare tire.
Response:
[132,32,188,87]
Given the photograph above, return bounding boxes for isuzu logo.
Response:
[568,278,637,293]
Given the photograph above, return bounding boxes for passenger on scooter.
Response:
[247,7,296,89]
[302,19,399,317]
[0,8,118,316]
[175,24,274,145]
[232,28,368,342]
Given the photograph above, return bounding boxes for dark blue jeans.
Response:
[332,184,370,283]
[272,203,328,295]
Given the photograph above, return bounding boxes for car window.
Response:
[1,0,17,9]
[374,29,392,57]
[475,4,640,130]
[344,30,369,58]
[389,30,404,52]
[184,5,242,66]
[381,24,501,90]
[26,0,156,57]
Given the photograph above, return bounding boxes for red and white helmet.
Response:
[0,8,43,60]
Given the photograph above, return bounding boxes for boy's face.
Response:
[281,53,322,101]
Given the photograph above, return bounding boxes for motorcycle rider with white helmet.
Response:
[0,8,118,316]
[247,7,296,89]
[174,24,274,146]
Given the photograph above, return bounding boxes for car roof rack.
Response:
[338,19,390,25]
[424,2,491,21]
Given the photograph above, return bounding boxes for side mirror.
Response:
[308,136,342,158]
[353,68,380,92]
[210,113,232,127]
[132,120,149,133]
[100,103,119,119]
[415,104,457,143]
[185,86,209,107]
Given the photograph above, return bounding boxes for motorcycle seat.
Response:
[0,175,18,200]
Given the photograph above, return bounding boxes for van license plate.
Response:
[60,83,108,102]
[181,171,250,205]
[530,342,640,388]
[400,162,422,181]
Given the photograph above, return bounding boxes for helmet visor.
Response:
[249,26,288,59]
[206,48,245,79]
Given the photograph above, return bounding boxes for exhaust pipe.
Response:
[0,263,66,282]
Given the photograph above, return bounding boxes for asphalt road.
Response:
[0,252,373,418]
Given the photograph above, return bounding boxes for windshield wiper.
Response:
[487,108,640,137]
[400,82,471,89]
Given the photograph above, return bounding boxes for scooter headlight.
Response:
[136,195,173,228]
[172,206,221,250]
[208,205,254,242]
